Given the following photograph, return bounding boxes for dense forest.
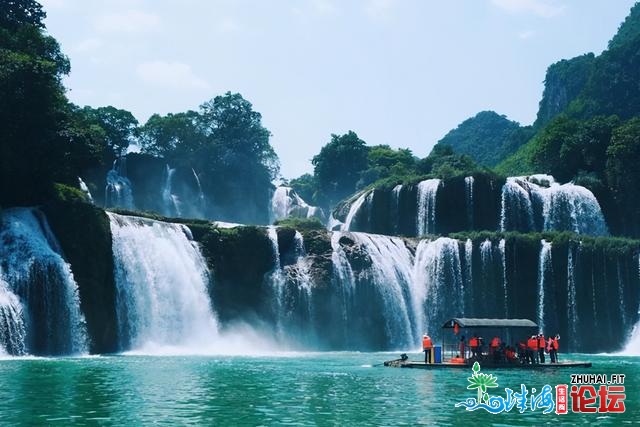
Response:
[1,0,640,237]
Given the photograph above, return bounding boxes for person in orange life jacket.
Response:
[547,334,559,363]
[490,336,501,362]
[468,334,479,359]
[459,336,466,359]
[422,334,433,364]
[537,334,546,363]
[527,335,538,364]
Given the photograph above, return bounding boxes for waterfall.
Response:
[331,232,356,346]
[192,168,206,212]
[499,239,508,318]
[105,159,134,210]
[0,208,88,355]
[478,239,494,316]
[266,227,315,343]
[108,213,218,352]
[271,187,292,223]
[500,177,534,232]
[351,232,416,348]
[0,274,26,356]
[342,191,372,231]
[391,184,402,234]
[464,239,473,312]
[567,244,579,350]
[416,179,440,236]
[620,254,640,355]
[78,177,94,204]
[162,165,182,217]
[501,175,608,235]
[465,176,474,229]
[616,260,627,328]
[271,186,322,223]
[537,240,552,334]
[413,238,464,336]
[543,183,608,235]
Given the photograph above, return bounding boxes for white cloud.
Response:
[365,0,396,19]
[518,30,536,39]
[95,10,161,33]
[491,0,564,18]
[72,38,103,53]
[136,61,210,90]
[217,17,242,34]
[311,0,338,16]
[39,0,67,9]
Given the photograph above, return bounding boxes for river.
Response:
[0,352,637,425]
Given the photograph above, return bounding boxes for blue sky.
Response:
[40,0,637,179]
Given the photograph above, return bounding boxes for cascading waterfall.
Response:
[342,191,372,231]
[266,227,316,344]
[0,208,87,355]
[537,240,552,334]
[0,274,26,356]
[416,179,440,236]
[501,175,608,235]
[464,238,473,310]
[192,168,206,212]
[105,159,134,209]
[391,184,403,234]
[78,177,94,204]
[162,165,182,217]
[500,177,535,232]
[270,187,322,223]
[464,176,474,229]
[480,239,493,312]
[567,244,579,349]
[351,232,416,348]
[271,187,293,223]
[331,232,356,346]
[499,239,508,318]
[616,260,627,328]
[413,238,464,337]
[108,213,218,352]
[543,183,608,235]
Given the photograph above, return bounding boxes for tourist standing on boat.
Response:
[548,334,559,363]
[527,335,538,364]
[459,336,466,359]
[537,334,546,363]
[422,334,433,364]
[489,336,501,362]
[469,335,479,359]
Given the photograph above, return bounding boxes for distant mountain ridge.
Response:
[433,111,532,167]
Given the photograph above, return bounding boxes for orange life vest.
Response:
[538,336,545,348]
[490,337,500,348]
[469,337,478,348]
[527,337,538,350]
[422,336,433,349]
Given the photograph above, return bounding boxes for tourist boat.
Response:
[384,318,592,369]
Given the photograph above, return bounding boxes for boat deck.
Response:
[384,359,592,369]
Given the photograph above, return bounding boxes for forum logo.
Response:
[454,362,625,414]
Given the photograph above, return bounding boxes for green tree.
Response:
[80,106,138,157]
[312,131,369,206]
[0,0,46,29]
[139,110,204,158]
[289,173,318,205]
[199,92,279,179]
[606,118,640,235]
[0,0,78,204]
[358,145,417,187]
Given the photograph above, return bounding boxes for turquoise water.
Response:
[0,353,637,425]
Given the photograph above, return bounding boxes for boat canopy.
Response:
[442,318,538,329]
